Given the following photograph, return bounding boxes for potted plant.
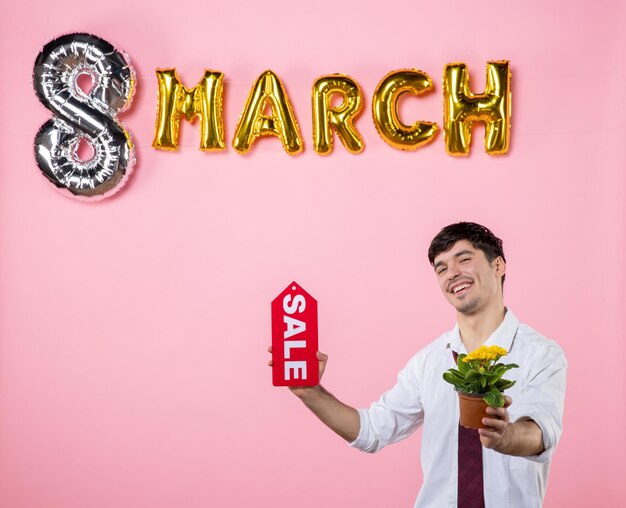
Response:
[443,345,519,429]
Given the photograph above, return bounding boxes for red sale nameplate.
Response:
[271,282,319,387]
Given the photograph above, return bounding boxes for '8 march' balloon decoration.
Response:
[33,33,512,201]
[33,33,135,200]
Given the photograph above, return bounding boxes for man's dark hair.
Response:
[428,222,506,284]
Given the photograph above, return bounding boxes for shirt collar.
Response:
[448,308,519,354]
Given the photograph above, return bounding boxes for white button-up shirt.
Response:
[350,310,567,508]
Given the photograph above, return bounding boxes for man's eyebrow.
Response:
[433,250,474,269]
[454,250,474,258]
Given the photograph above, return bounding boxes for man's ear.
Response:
[494,256,506,278]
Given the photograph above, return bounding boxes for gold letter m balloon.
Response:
[153,69,225,151]
[443,61,511,156]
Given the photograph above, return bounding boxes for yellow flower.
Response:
[462,345,508,363]
[489,345,507,357]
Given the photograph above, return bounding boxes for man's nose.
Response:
[447,264,462,280]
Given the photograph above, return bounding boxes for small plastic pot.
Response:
[458,391,489,429]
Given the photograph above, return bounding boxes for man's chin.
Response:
[452,297,481,315]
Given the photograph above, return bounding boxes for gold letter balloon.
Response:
[443,61,511,156]
[312,75,364,155]
[33,33,136,200]
[233,70,303,155]
[372,69,438,151]
[153,69,225,151]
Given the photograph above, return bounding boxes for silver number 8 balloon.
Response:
[33,33,136,200]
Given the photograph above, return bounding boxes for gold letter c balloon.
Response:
[372,69,438,151]
[443,61,511,156]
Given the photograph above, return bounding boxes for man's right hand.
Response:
[267,346,328,397]
[266,345,360,442]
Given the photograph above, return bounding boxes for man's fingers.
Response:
[482,417,506,432]
[479,428,497,438]
[478,428,501,444]
[486,406,509,424]
[480,401,511,450]
[268,348,325,370]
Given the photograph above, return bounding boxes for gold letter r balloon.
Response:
[443,61,511,156]
[312,74,364,155]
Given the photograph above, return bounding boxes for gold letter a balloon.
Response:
[233,70,303,155]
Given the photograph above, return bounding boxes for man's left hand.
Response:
[479,396,512,451]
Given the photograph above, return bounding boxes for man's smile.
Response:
[449,280,473,296]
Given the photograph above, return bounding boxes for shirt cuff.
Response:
[511,409,555,463]
[349,408,376,453]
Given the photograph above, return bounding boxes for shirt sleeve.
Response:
[350,354,425,453]
[508,342,567,463]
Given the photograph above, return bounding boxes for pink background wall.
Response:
[1,1,624,507]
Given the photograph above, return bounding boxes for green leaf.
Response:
[457,354,470,374]
[487,363,519,384]
[487,368,507,384]
[443,371,466,390]
[444,369,465,383]
[469,380,483,393]
[495,379,516,391]
[460,370,487,394]
[483,389,505,408]
[465,370,485,383]
[492,365,507,376]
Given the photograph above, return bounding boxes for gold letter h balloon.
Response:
[443,61,511,156]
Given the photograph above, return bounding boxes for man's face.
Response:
[432,239,505,315]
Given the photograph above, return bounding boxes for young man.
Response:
[269,222,567,508]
